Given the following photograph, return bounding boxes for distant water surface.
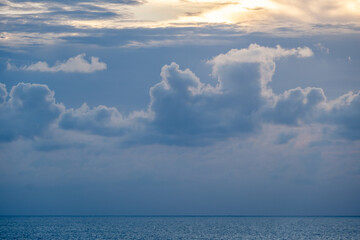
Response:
[1,216,360,239]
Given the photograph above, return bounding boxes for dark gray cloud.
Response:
[0,83,64,142]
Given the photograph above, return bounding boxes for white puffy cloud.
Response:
[8,54,107,73]
[208,44,313,98]
[209,44,313,67]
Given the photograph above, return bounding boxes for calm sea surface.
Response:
[1,216,360,239]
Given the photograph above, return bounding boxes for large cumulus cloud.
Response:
[0,83,64,142]
[146,44,312,143]
[148,62,260,137]
[1,44,359,145]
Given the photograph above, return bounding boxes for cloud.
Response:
[0,83,7,105]
[265,87,326,125]
[49,44,314,145]
[0,83,64,142]
[321,91,360,140]
[147,62,261,142]
[275,132,298,144]
[120,38,232,48]
[0,0,143,35]
[146,62,241,144]
[208,44,313,98]
[2,0,360,50]
[0,32,89,47]
[141,44,315,144]
[7,53,107,73]
[1,44,359,145]
[194,0,360,33]
[59,103,149,136]
[315,43,330,54]
[9,0,142,3]
[1,0,360,51]
[271,0,360,22]
[209,44,313,67]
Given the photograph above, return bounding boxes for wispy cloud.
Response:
[1,0,359,37]
[7,53,107,73]
[120,38,232,48]
[0,32,89,47]
[1,0,360,48]
[315,43,330,54]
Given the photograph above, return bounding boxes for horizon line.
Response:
[1,215,360,218]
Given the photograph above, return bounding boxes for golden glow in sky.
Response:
[85,0,360,31]
[1,0,360,31]
[179,0,279,24]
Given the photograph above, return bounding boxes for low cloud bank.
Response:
[1,44,359,144]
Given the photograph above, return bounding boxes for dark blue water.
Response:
[1,216,360,239]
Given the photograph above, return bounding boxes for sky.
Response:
[0,0,360,216]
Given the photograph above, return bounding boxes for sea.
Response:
[1,216,360,239]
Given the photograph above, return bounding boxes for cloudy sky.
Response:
[0,0,360,215]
